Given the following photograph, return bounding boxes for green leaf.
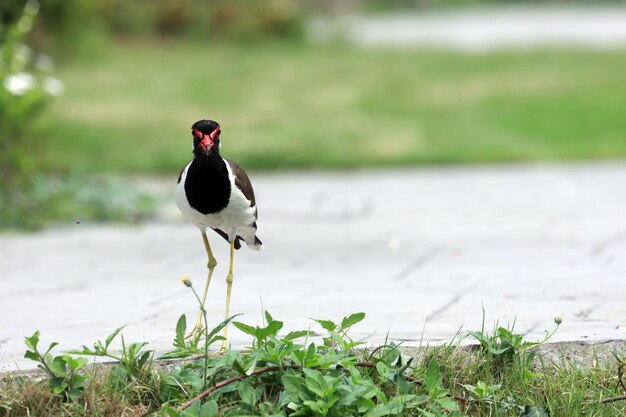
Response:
[66,347,100,357]
[49,377,67,394]
[436,397,458,411]
[355,397,376,409]
[207,314,243,343]
[162,406,181,417]
[44,342,59,356]
[467,331,491,346]
[126,342,149,362]
[424,358,441,395]
[137,350,152,369]
[159,347,199,360]
[313,319,337,332]
[105,325,127,351]
[487,346,511,355]
[461,384,477,396]
[72,374,89,390]
[200,400,218,417]
[302,368,327,396]
[206,335,226,347]
[257,320,283,340]
[238,383,259,406]
[232,359,247,375]
[182,400,218,417]
[67,388,84,400]
[282,374,306,399]
[24,350,40,362]
[24,331,40,351]
[233,321,257,337]
[328,330,347,350]
[63,355,88,371]
[291,349,304,365]
[264,310,274,324]
[364,402,403,417]
[340,312,366,331]
[245,356,258,376]
[174,315,187,348]
[284,330,315,341]
[49,356,67,378]
[376,361,390,377]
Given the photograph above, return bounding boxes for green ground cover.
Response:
[1,308,625,417]
[41,41,626,173]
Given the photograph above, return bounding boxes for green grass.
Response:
[41,41,626,173]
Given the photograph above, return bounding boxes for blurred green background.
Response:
[1,0,626,228]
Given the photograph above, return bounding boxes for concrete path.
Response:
[1,163,626,372]
[310,6,626,51]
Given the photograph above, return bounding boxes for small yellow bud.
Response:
[180,275,192,287]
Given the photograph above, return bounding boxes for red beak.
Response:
[200,135,214,153]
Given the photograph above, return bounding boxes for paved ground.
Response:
[310,6,626,51]
[1,163,626,372]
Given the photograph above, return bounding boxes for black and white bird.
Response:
[176,119,262,349]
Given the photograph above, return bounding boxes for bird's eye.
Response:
[218,130,221,135]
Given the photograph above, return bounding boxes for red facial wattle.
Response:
[193,125,220,154]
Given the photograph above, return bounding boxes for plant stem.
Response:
[202,307,209,390]
[582,395,626,406]
[189,286,209,390]
[105,353,123,362]
[35,349,55,378]
[179,365,302,411]
[519,323,561,354]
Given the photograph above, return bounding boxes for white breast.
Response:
[176,161,257,240]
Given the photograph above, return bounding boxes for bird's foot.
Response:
[216,340,228,355]
[184,323,204,340]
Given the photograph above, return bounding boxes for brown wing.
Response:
[225,158,256,208]
[177,164,186,184]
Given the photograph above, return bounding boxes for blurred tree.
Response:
[0,1,64,228]
[210,0,303,40]
[1,1,46,189]
[1,0,101,53]
[3,0,303,48]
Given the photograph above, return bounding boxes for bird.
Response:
[176,119,262,350]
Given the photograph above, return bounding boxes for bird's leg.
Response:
[186,231,218,339]
[219,240,236,353]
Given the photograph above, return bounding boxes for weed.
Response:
[3,298,625,416]
[68,326,153,381]
[467,308,561,376]
[23,331,88,400]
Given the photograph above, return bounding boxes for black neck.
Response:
[184,153,231,214]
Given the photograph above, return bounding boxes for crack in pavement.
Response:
[425,285,473,322]
[393,247,442,281]
[590,229,626,256]
[575,305,599,319]
[522,321,543,337]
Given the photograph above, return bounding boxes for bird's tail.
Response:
[248,235,263,251]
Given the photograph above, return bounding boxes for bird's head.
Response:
[191,119,221,157]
